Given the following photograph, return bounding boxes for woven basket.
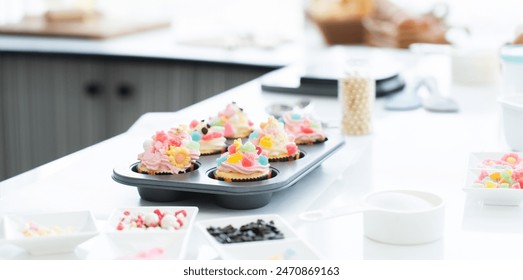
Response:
[311,15,365,45]
[307,0,372,45]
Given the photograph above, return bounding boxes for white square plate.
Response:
[463,152,523,206]
[197,214,320,260]
[2,210,99,255]
[105,206,198,259]
[467,152,523,170]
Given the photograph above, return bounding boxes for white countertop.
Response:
[0,28,306,68]
[1,47,520,260]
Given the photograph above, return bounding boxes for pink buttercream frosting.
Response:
[137,128,200,174]
[216,139,270,175]
[282,113,326,144]
[209,102,254,138]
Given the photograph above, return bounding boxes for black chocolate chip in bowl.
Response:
[206,219,284,244]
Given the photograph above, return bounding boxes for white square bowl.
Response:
[2,210,99,255]
[105,206,198,260]
[197,214,320,260]
[463,152,523,206]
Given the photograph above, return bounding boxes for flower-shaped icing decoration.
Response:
[166,147,191,169]
[137,127,200,174]
[501,153,522,166]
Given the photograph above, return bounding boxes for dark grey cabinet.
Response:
[0,53,273,180]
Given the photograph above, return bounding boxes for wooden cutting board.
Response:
[0,18,171,39]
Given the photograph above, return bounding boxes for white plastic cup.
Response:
[452,47,500,85]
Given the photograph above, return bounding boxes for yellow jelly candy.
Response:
[233,139,242,149]
[260,136,273,148]
[227,153,243,164]
[485,181,498,188]
[489,172,501,181]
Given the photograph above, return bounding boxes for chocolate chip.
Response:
[201,127,208,134]
[206,219,284,244]
[206,123,211,128]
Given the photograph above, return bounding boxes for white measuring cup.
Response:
[300,189,445,245]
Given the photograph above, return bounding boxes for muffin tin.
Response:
[112,130,345,210]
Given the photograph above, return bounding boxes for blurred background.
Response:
[0,0,522,47]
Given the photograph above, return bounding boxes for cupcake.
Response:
[209,102,254,138]
[137,128,200,174]
[215,139,271,182]
[248,116,300,162]
[188,119,227,155]
[281,113,327,145]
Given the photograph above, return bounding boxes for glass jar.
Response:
[338,63,375,135]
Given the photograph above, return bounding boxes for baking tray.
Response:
[112,130,345,210]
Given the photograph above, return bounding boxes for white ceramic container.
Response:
[2,210,99,255]
[198,214,320,260]
[300,189,445,245]
[105,206,198,259]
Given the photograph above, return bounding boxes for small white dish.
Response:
[2,211,99,255]
[463,187,523,206]
[105,206,198,260]
[197,214,320,260]
[464,153,523,206]
[301,189,446,245]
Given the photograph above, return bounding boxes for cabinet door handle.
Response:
[117,84,134,99]
[85,82,103,98]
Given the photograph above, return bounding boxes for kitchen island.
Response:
[1,46,521,259]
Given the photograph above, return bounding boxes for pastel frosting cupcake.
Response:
[281,113,327,145]
[248,116,300,162]
[188,119,227,155]
[209,102,254,138]
[215,139,271,182]
[137,128,200,174]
